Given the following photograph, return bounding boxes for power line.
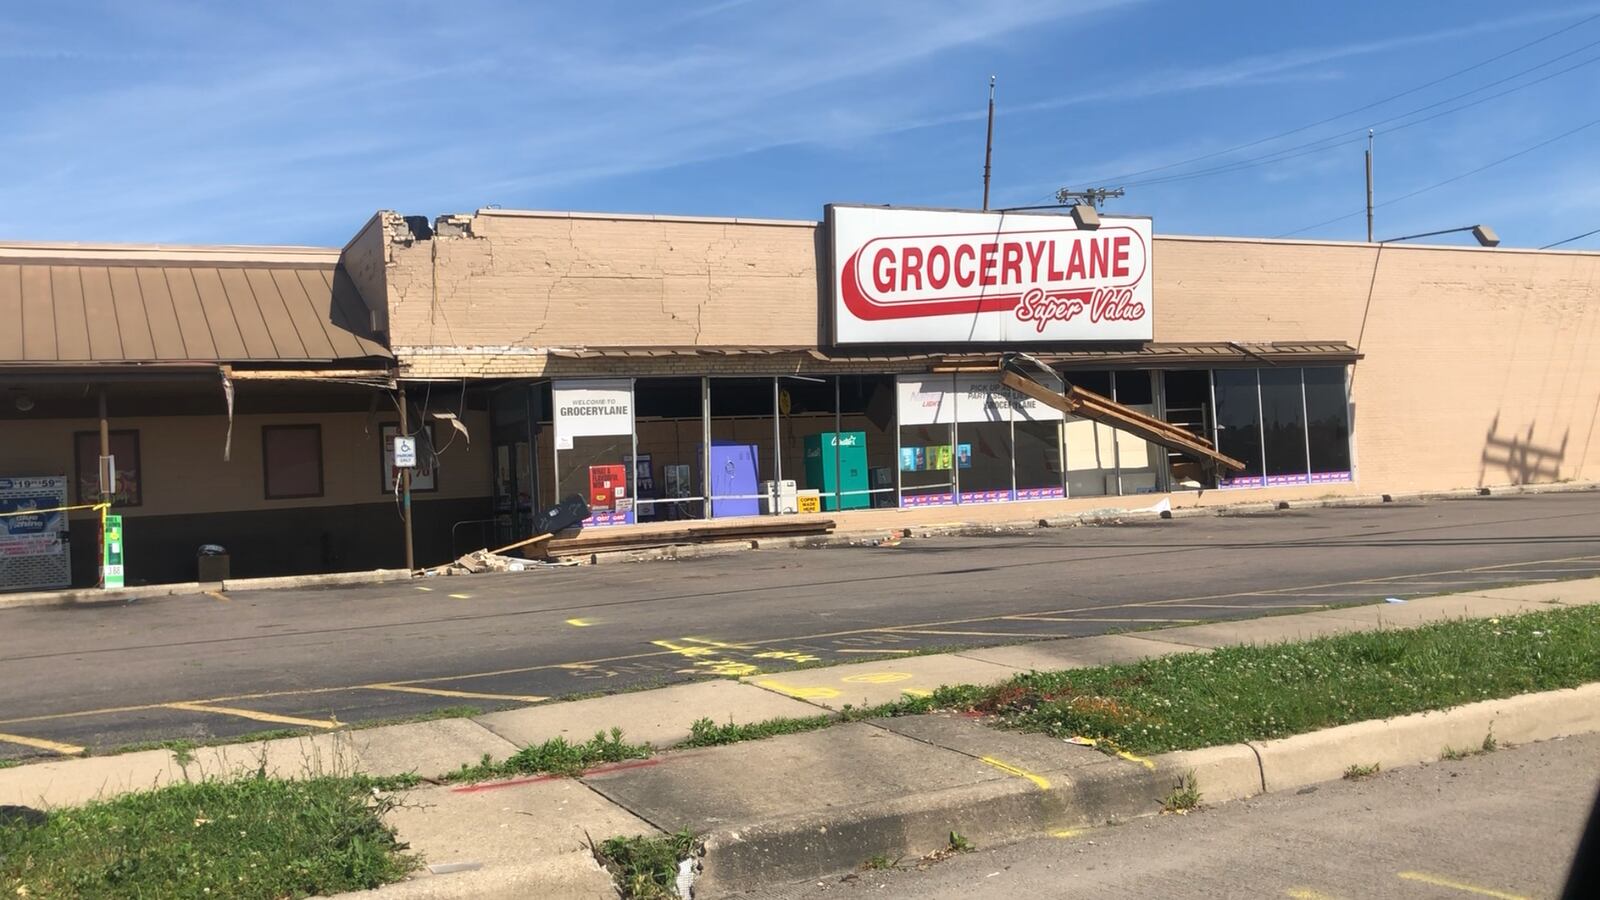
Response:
[1117,40,1600,190]
[1542,227,1600,249]
[1086,11,1600,187]
[1276,115,1600,238]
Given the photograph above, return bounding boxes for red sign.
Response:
[829,206,1154,345]
[588,464,628,511]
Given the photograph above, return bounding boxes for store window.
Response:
[1162,370,1216,490]
[262,425,323,500]
[1013,381,1065,501]
[1113,371,1162,494]
[552,379,634,526]
[1061,370,1116,498]
[1304,366,1354,481]
[634,378,705,521]
[707,378,776,518]
[1213,369,1265,488]
[896,375,956,506]
[955,376,1015,503]
[777,376,844,513]
[839,375,898,508]
[1261,368,1310,485]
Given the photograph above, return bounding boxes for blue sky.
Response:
[4,0,1599,249]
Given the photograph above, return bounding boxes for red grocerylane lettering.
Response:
[1013,288,1086,333]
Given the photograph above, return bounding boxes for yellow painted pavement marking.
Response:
[891,629,1080,638]
[448,593,471,600]
[901,688,933,698]
[363,683,549,703]
[565,618,595,627]
[753,679,842,700]
[1396,871,1529,899]
[0,731,85,756]
[1050,828,1087,839]
[1006,615,1198,624]
[980,756,1052,790]
[205,591,230,603]
[837,648,913,654]
[415,585,433,592]
[1286,889,1341,900]
[841,672,913,684]
[164,702,339,730]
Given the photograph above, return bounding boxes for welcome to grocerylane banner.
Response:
[552,379,634,450]
[829,204,1153,345]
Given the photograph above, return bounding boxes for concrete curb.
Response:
[693,683,1600,896]
[219,569,412,593]
[0,569,414,610]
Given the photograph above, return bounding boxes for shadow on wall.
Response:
[1480,413,1568,487]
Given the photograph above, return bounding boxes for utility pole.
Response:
[1365,129,1375,242]
[1055,186,1125,209]
[397,385,415,572]
[982,75,996,210]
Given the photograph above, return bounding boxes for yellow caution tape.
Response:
[0,502,110,518]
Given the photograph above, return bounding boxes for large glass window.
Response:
[1113,371,1162,494]
[1162,370,1216,490]
[1213,369,1265,488]
[777,376,839,512]
[634,378,704,521]
[1261,368,1310,485]
[839,375,898,509]
[896,375,956,506]
[708,378,776,518]
[552,379,634,526]
[955,377,1013,503]
[1061,370,1116,498]
[1013,386,1064,500]
[1304,367,1353,481]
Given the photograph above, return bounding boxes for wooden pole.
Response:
[98,387,109,588]
[398,385,415,572]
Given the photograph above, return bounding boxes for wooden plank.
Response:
[48,267,91,360]
[1001,370,1246,471]
[79,267,125,360]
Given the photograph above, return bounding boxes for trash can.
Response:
[197,544,229,583]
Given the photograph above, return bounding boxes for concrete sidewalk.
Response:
[2,577,1597,898]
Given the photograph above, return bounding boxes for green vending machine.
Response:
[803,431,869,511]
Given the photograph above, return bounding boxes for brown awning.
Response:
[0,256,390,366]
[938,341,1361,370]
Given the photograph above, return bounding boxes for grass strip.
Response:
[682,714,835,747]
[593,830,698,900]
[0,774,415,899]
[973,605,1600,755]
[442,727,651,783]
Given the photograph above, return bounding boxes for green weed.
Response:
[442,728,651,783]
[593,829,697,899]
[1344,762,1381,778]
[683,715,834,747]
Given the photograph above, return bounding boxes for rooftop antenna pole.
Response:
[1365,129,1375,242]
[982,75,996,210]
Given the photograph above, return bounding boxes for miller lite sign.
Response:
[828,204,1153,345]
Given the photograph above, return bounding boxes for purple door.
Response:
[710,442,760,517]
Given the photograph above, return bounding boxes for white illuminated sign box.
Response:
[828,205,1154,345]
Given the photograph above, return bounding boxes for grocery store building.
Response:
[3,204,1599,588]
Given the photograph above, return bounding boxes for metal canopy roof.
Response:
[0,259,390,367]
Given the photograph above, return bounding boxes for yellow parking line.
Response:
[1396,871,1529,899]
[415,586,433,592]
[565,618,595,627]
[164,702,338,730]
[0,731,85,756]
[980,756,1052,790]
[364,684,548,704]
[1286,890,1340,900]
[449,593,471,600]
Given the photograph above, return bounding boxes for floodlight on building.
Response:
[1379,224,1500,247]
[1070,204,1101,230]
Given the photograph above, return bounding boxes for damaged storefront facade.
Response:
[4,204,1600,587]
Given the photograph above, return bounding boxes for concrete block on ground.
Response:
[473,679,823,751]
[380,778,651,899]
[0,749,184,808]
[1316,594,1550,628]
[348,719,520,779]
[1253,682,1600,792]
[1143,612,1376,649]
[744,653,1023,711]
[955,633,1202,672]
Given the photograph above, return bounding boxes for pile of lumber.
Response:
[544,517,836,559]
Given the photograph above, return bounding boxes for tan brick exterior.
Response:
[360,208,1600,495]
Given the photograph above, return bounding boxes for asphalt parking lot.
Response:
[4,491,1600,759]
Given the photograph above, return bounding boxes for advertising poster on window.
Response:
[382,424,436,493]
[0,475,71,592]
[74,431,141,506]
[552,379,634,449]
[895,375,955,426]
[830,205,1154,345]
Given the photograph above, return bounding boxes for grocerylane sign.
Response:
[553,379,634,450]
[829,205,1153,345]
